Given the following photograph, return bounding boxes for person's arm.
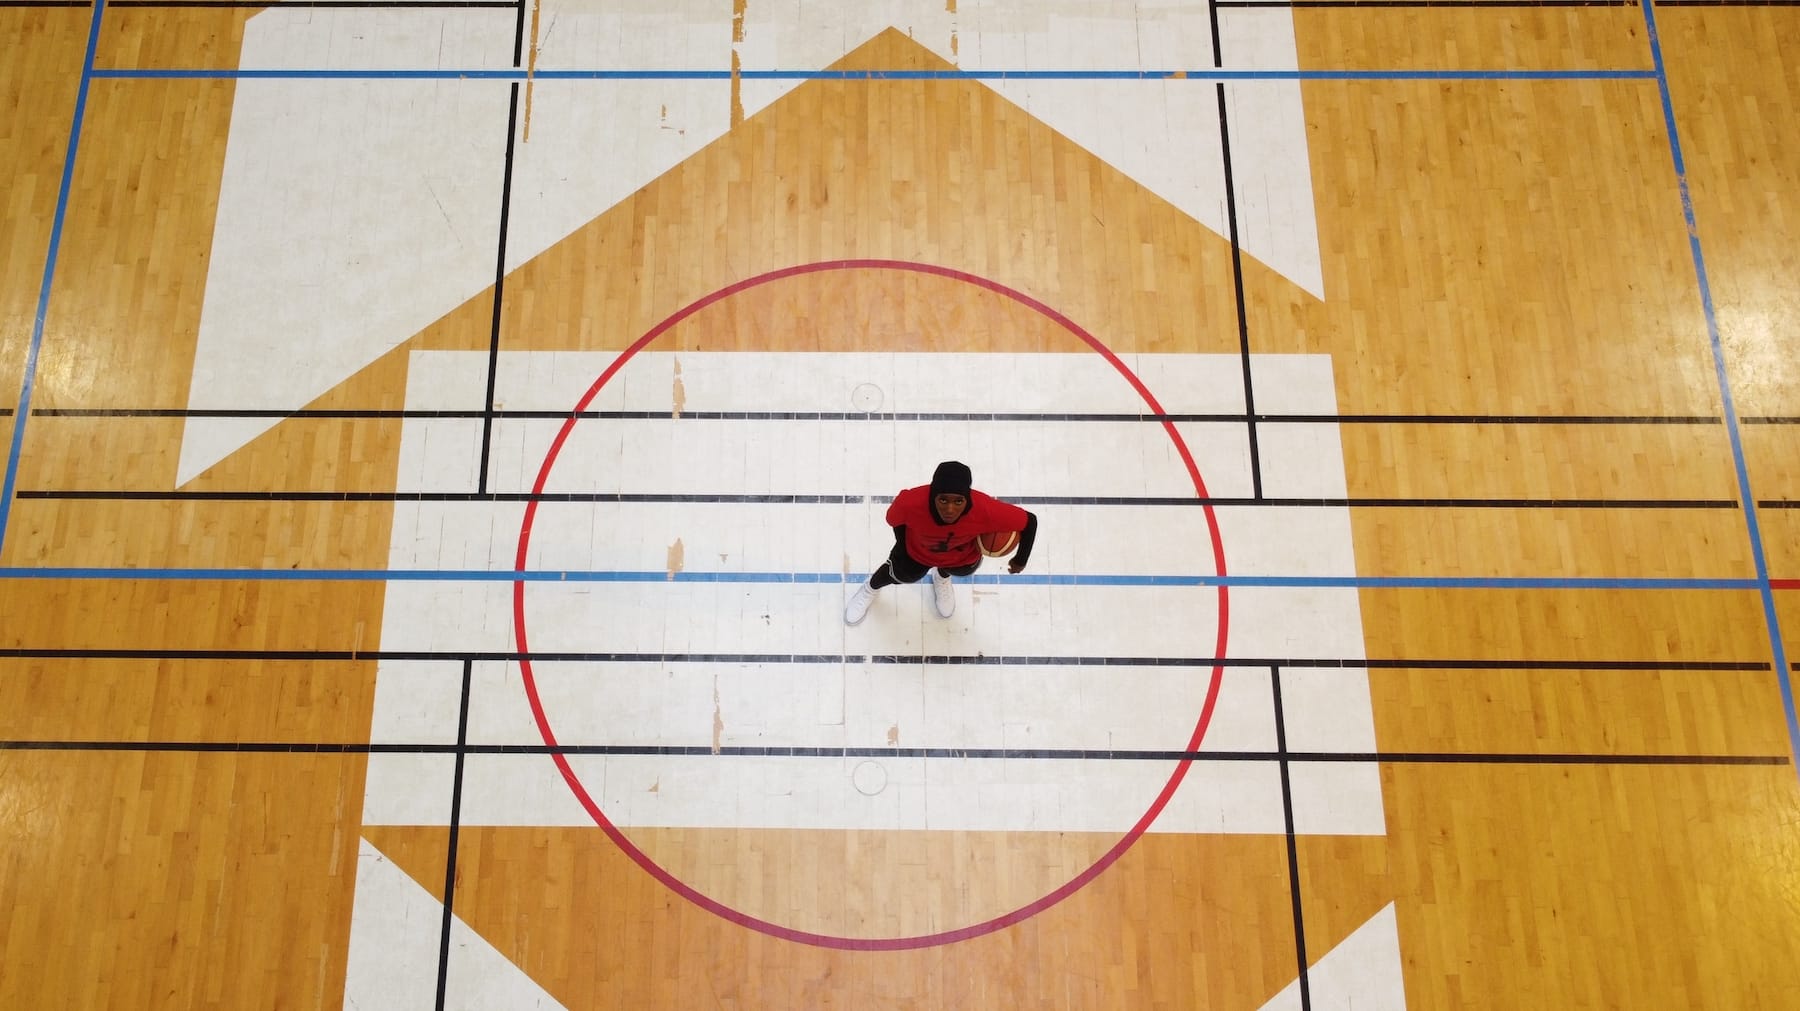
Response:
[1008,512,1038,574]
[886,493,909,553]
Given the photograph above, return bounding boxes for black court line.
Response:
[431,30,521,1002]
[8,489,1749,509]
[0,738,1786,765]
[433,659,474,1011]
[871,654,1772,671]
[509,0,525,64]
[474,84,520,497]
[0,647,1772,671]
[1270,666,1312,1010]
[1208,0,1268,502]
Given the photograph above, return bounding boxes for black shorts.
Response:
[885,543,981,583]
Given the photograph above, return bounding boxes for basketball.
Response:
[979,530,1019,557]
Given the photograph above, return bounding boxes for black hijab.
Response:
[928,461,973,524]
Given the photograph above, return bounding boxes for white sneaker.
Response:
[931,569,955,618]
[844,582,879,625]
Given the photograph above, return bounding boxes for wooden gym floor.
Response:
[2,1,1799,1008]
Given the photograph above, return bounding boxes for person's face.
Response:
[934,493,968,523]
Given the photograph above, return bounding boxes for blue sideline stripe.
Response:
[0,0,105,558]
[1641,0,1799,771]
[89,67,1661,82]
[0,566,1765,591]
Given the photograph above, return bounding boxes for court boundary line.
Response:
[1639,0,1799,774]
[13,407,1788,421]
[0,565,1778,590]
[87,67,1662,80]
[0,0,104,559]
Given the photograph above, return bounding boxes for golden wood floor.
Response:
[2,2,1798,1008]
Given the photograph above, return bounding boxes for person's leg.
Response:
[846,546,930,624]
[928,558,979,618]
[928,566,955,618]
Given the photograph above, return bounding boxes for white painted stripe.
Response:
[1259,904,1408,1011]
[404,752,1296,835]
[1246,353,1341,415]
[344,840,443,1011]
[360,751,1384,837]
[367,661,1377,765]
[238,9,518,70]
[182,81,511,484]
[440,660,1276,753]
[530,0,727,71]
[1220,9,1326,299]
[360,752,456,825]
[192,0,1322,479]
[393,420,486,499]
[375,580,1366,674]
[387,500,1356,577]
[382,579,1278,656]
[502,78,731,280]
[369,347,1380,840]
[412,350,1323,415]
[345,838,567,1011]
[473,417,1246,497]
[1258,422,1353,499]
[397,352,1350,499]
[1279,667,1381,753]
[369,660,467,746]
[444,912,568,1011]
[1289,761,1388,836]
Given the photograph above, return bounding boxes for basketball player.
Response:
[844,460,1038,625]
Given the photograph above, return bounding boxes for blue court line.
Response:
[1641,0,1799,772]
[0,566,1769,591]
[87,67,1661,82]
[0,0,104,560]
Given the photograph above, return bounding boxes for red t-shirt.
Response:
[887,486,1029,567]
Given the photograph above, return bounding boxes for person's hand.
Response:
[1008,560,1026,575]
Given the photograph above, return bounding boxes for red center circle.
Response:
[510,259,1232,950]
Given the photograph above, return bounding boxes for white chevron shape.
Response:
[345,837,566,1011]
[181,1,1320,483]
[1259,903,1408,1011]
